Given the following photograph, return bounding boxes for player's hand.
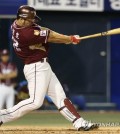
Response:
[71,35,80,44]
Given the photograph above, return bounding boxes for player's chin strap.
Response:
[59,98,80,123]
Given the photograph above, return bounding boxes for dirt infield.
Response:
[0,112,120,134]
[0,126,120,134]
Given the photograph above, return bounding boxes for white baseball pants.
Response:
[0,61,66,123]
[0,84,15,109]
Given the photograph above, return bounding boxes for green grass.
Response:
[4,111,120,127]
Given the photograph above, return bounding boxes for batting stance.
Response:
[0,49,17,109]
[0,5,98,131]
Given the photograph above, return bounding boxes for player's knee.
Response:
[32,101,43,110]
[56,96,66,108]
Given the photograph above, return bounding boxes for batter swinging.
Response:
[0,5,98,131]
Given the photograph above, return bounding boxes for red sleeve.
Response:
[25,26,50,45]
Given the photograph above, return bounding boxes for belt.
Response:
[25,58,48,65]
[41,58,48,63]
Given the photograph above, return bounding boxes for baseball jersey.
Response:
[11,21,50,64]
[0,62,17,86]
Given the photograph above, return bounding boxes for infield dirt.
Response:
[0,126,120,134]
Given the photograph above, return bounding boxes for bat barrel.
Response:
[79,28,120,40]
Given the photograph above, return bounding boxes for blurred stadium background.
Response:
[0,1,120,130]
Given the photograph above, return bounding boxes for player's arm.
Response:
[5,64,18,79]
[41,27,80,44]
[0,73,7,80]
[5,71,18,79]
[0,66,6,79]
[0,71,17,80]
[48,30,71,44]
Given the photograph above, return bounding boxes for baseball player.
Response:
[0,49,17,109]
[0,5,98,131]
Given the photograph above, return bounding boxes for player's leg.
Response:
[0,62,51,124]
[0,85,7,109]
[47,71,98,131]
[6,86,15,109]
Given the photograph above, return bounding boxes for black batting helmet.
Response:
[17,5,41,21]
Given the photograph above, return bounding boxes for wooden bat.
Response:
[80,28,120,40]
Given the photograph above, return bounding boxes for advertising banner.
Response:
[0,0,120,17]
[28,0,104,12]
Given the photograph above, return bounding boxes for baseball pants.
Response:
[0,84,15,109]
[0,60,66,123]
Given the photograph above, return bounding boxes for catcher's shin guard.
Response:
[59,98,80,123]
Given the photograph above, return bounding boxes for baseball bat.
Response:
[80,28,120,40]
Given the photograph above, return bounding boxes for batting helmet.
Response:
[17,5,41,21]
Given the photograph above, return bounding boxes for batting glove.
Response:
[71,35,80,44]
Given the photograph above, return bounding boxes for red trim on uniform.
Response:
[64,98,81,118]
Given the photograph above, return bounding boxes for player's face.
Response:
[24,19,35,26]
[17,18,35,27]
[1,55,9,63]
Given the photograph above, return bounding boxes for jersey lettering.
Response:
[12,36,21,51]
